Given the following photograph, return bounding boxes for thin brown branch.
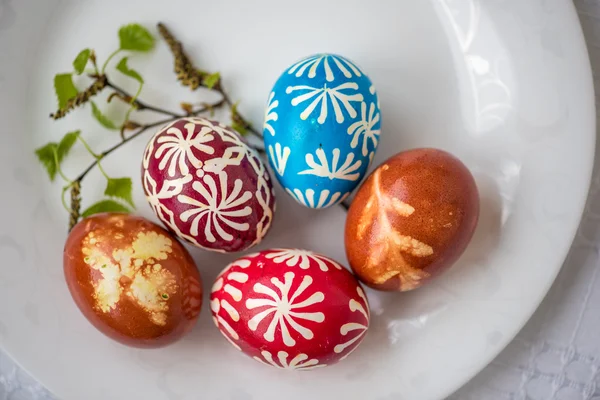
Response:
[214,80,263,139]
[340,199,351,211]
[90,50,100,75]
[61,27,294,230]
[104,79,184,118]
[246,125,263,138]
[157,22,264,141]
[72,99,226,184]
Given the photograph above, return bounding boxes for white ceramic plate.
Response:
[0,1,594,399]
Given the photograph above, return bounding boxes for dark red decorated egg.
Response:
[63,213,203,348]
[210,249,370,369]
[345,148,479,291]
[142,117,276,253]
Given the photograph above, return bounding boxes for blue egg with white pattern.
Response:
[263,53,381,209]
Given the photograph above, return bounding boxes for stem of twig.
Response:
[72,99,226,185]
[101,49,121,74]
[105,79,184,119]
[96,161,110,180]
[120,83,144,140]
[52,149,72,183]
[340,199,350,211]
[90,50,100,76]
[127,83,144,118]
[216,85,263,140]
[61,186,71,213]
[156,22,264,142]
[246,125,263,139]
[77,135,101,159]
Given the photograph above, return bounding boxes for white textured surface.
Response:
[0,0,597,399]
[451,0,600,400]
[450,2,600,398]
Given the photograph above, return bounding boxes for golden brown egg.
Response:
[64,213,203,348]
[345,148,479,291]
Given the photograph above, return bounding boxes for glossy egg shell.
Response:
[345,148,480,291]
[142,117,276,253]
[263,54,381,209]
[210,249,370,369]
[64,213,203,348]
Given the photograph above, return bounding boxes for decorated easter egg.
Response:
[263,54,381,209]
[210,249,370,369]
[142,117,276,253]
[64,213,203,348]
[345,148,480,291]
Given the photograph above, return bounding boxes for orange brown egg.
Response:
[345,148,479,291]
[64,213,203,348]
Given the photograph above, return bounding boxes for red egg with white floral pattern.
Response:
[210,249,370,369]
[142,117,276,253]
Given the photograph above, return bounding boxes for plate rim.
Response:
[445,1,597,396]
[0,1,596,399]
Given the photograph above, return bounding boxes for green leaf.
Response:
[202,72,220,89]
[54,73,78,108]
[104,177,135,207]
[35,143,59,181]
[57,131,80,161]
[119,24,154,52]
[116,57,144,84]
[231,121,248,136]
[82,199,131,218]
[73,49,91,75]
[91,102,118,130]
[34,131,81,181]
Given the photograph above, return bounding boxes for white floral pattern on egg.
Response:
[210,249,370,369]
[263,54,381,209]
[142,117,276,253]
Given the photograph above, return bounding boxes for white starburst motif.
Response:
[334,286,370,360]
[211,258,253,349]
[299,148,362,181]
[154,123,215,177]
[253,350,326,371]
[245,271,325,347]
[347,102,381,157]
[286,188,349,209]
[195,118,274,247]
[268,143,291,177]
[286,82,364,124]
[177,172,252,243]
[287,54,362,82]
[144,117,274,251]
[263,91,279,136]
[264,249,343,272]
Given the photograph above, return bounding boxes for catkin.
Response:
[51,75,108,120]
[158,23,205,90]
[69,181,81,231]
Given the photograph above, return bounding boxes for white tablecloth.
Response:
[2,0,599,399]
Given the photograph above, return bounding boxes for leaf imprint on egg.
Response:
[81,229,178,325]
[358,167,434,290]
